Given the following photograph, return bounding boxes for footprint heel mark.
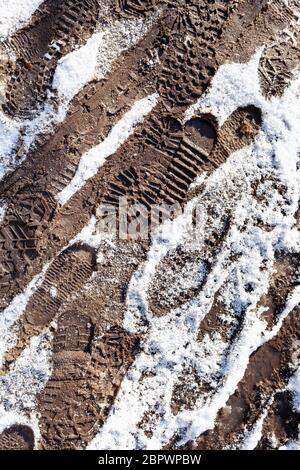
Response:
[1,244,96,373]
[157,1,234,108]
[0,1,173,251]
[2,0,100,119]
[0,425,34,450]
[49,158,81,194]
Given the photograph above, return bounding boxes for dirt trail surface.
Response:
[0,0,299,450]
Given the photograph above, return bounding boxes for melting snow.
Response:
[0,264,49,367]
[288,367,300,413]
[240,401,273,450]
[0,333,52,444]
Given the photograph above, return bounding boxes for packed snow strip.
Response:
[0,333,52,446]
[57,93,159,205]
[0,0,44,40]
[89,52,300,449]
[0,14,156,181]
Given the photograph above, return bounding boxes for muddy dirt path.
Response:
[0,0,299,451]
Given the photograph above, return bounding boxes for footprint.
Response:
[0,425,34,450]
[1,0,100,118]
[38,313,139,449]
[102,105,261,238]
[190,306,300,450]
[259,22,300,98]
[1,244,96,373]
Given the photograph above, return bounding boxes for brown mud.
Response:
[37,240,146,449]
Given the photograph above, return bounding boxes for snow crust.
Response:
[0,0,43,39]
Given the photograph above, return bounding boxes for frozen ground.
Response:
[0,0,299,450]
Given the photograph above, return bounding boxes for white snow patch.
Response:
[0,0,44,40]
